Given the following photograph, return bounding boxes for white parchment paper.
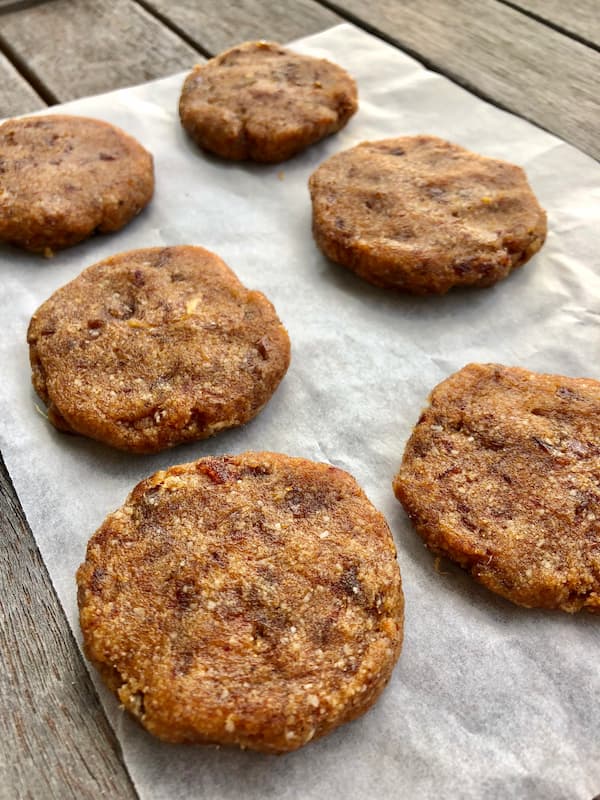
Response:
[1,23,599,800]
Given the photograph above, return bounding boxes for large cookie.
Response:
[28,246,290,452]
[309,136,547,293]
[179,41,357,163]
[393,363,600,612]
[0,115,154,253]
[77,452,404,752]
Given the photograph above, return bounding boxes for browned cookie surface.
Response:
[0,114,154,253]
[77,452,404,752]
[28,246,290,452]
[309,136,547,293]
[179,41,357,163]
[393,364,600,612]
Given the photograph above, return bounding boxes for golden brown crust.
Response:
[77,452,404,752]
[393,364,600,612]
[309,135,547,294]
[179,41,358,163]
[0,115,154,253]
[27,246,290,453]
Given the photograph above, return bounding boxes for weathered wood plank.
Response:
[138,0,341,55]
[0,457,137,800]
[0,0,53,11]
[0,0,201,103]
[322,0,600,160]
[0,0,40,9]
[504,0,600,46]
[0,50,45,117]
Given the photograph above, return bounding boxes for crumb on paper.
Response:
[33,403,48,421]
[433,556,451,575]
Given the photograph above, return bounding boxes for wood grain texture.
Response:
[0,0,43,9]
[0,0,200,102]
[323,0,600,160]
[138,0,341,54]
[505,0,600,46]
[0,50,45,117]
[0,457,137,800]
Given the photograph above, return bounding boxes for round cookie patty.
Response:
[179,41,357,163]
[309,135,547,293]
[0,114,153,253]
[77,452,404,752]
[27,246,290,453]
[393,364,600,613]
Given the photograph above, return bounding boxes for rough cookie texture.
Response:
[77,452,404,752]
[28,246,290,453]
[394,364,600,612]
[0,115,154,253]
[309,135,547,293]
[179,41,357,163]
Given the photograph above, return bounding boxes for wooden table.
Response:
[1,2,598,798]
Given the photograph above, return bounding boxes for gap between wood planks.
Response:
[0,0,50,13]
[2,0,596,146]
[0,454,138,799]
[0,0,57,106]
[312,0,530,123]
[312,0,599,160]
[1,3,205,110]
[133,0,212,58]
[0,33,55,105]
[497,0,600,52]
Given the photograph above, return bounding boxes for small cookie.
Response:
[28,246,290,453]
[0,114,154,253]
[309,135,547,293]
[179,41,357,163]
[77,452,404,752]
[393,364,600,612]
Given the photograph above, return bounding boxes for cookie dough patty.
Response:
[27,246,290,453]
[0,114,154,253]
[179,41,357,162]
[393,364,600,612]
[77,452,404,751]
[309,136,547,293]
